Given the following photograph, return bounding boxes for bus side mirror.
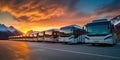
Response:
[82,27,84,30]
[82,26,86,30]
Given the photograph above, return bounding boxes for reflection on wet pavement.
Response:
[0,40,31,60]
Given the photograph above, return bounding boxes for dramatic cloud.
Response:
[96,0,120,19]
[0,0,120,33]
[0,0,81,22]
[99,0,120,13]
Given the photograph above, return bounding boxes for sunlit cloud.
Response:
[0,0,120,33]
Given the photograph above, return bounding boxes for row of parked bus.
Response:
[9,25,86,44]
[9,19,117,45]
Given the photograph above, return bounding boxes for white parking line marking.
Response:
[40,47,120,59]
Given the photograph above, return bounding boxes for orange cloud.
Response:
[0,0,120,34]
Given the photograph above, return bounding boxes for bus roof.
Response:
[86,21,111,26]
[92,19,108,23]
[60,25,83,30]
[45,29,59,32]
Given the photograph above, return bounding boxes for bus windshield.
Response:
[45,31,52,35]
[86,22,110,35]
[38,32,43,37]
[60,28,73,37]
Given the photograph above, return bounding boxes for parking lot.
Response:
[0,40,120,60]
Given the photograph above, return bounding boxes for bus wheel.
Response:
[92,43,95,46]
[63,42,68,44]
[109,44,116,47]
[113,43,117,45]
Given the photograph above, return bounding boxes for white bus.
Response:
[9,36,18,40]
[22,34,37,42]
[37,31,45,42]
[9,35,23,41]
[59,25,86,44]
[84,19,117,46]
[44,29,59,42]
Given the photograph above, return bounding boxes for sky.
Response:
[0,0,120,34]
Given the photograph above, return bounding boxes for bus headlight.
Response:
[69,37,74,39]
[104,36,112,40]
[85,37,90,40]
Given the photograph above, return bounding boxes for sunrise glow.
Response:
[0,0,120,33]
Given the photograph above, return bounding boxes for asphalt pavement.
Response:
[0,40,120,60]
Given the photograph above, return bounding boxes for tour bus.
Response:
[37,31,45,42]
[9,36,14,40]
[9,36,16,40]
[30,33,38,42]
[18,35,26,41]
[17,34,35,41]
[44,29,59,42]
[17,35,23,41]
[9,35,23,41]
[59,25,86,44]
[84,19,117,46]
[24,34,34,41]
[9,36,18,40]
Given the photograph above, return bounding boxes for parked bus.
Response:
[84,19,117,46]
[9,35,22,41]
[9,36,17,40]
[44,29,59,42]
[37,31,45,42]
[59,25,86,44]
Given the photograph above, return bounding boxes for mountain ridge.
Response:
[0,24,23,40]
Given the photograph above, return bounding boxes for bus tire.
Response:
[63,42,68,44]
[107,44,115,47]
[92,43,95,46]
